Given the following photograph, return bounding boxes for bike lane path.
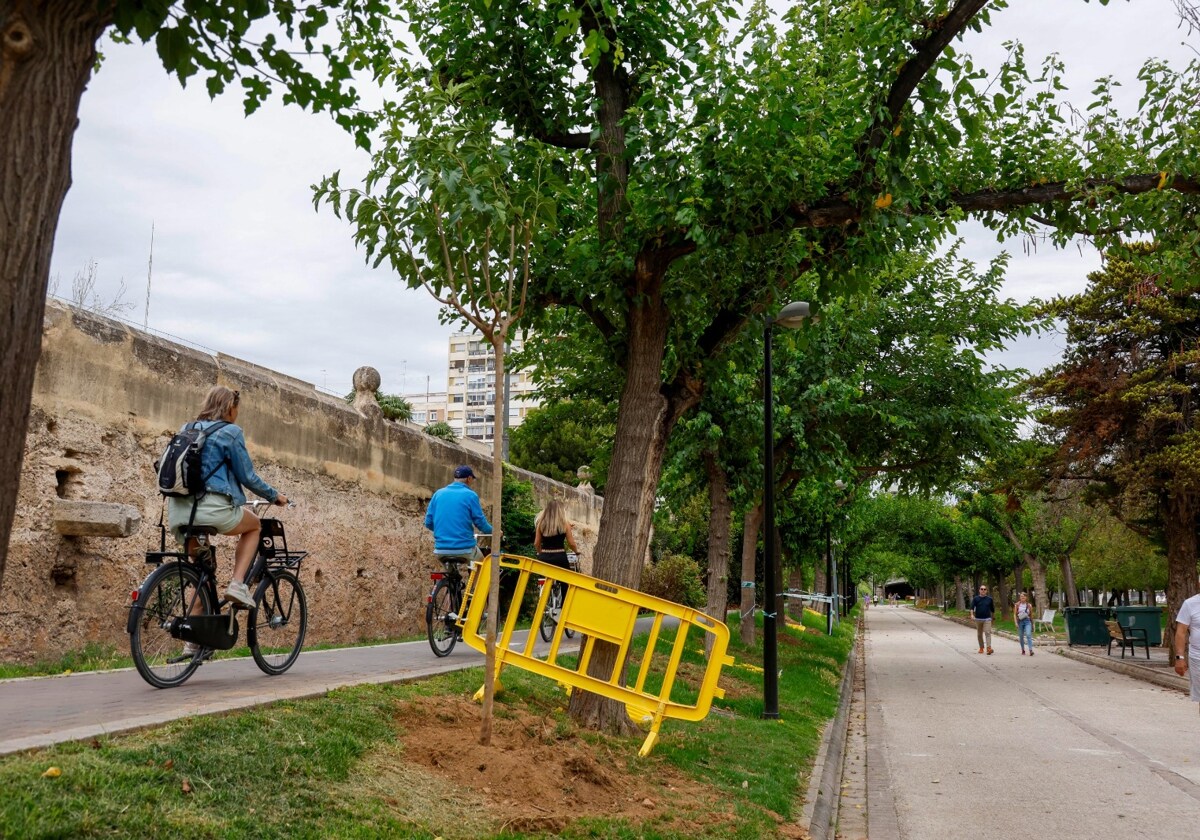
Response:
[864,607,1200,840]
[0,629,582,756]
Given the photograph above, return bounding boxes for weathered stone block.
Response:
[53,500,142,537]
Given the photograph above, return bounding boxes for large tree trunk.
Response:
[1162,494,1199,657]
[954,575,966,610]
[567,278,684,733]
[1059,556,1079,606]
[739,503,763,646]
[0,3,109,588]
[702,449,733,655]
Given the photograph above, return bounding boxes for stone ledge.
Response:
[53,500,142,537]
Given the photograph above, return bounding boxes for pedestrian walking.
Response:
[1174,589,1200,715]
[971,584,996,655]
[1014,591,1035,656]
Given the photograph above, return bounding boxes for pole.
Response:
[762,316,779,719]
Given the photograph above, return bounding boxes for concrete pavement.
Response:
[862,606,1200,840]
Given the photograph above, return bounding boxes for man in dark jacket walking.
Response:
[971,584,996,655]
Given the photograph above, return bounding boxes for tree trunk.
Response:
[772,523,786,622]
[996,521,1051,620]
[738,503,763,646]
[0,2,109,588]
[567,278,683,733]
[702,450,733,655]
[1059,555,1079,606]
[954,575,965,611]
[997,571,1012,623]
[479,334,508,745]
[1162,494,1199,658]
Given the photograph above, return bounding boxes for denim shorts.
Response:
[167,493,243,544]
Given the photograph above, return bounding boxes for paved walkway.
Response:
[0,629,576,756]
[862,607,1200,840]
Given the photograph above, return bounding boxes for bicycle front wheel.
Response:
[130,562,214,688]
[248,571,308,675]
[426,579,459,657]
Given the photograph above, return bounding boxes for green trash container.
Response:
[1112,606,1163,646]
[1064,606,1112,646]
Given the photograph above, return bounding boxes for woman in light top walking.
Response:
[1014,591,1035,655]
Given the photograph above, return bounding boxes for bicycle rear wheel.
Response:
[248,570,308,675]
[426,579,459,657]
[539,583,575,642]
[130,562,214,688]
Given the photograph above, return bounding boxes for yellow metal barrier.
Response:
[458,553,734,756]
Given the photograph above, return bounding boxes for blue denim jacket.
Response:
[187,420,278,507]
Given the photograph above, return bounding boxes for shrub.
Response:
[423,421,457,441]
[640,553,705,607]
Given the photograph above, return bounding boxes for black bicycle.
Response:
[425,556,470,657]
[538,552,579,643]
[127,500,308,688]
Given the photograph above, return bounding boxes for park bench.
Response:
[1104,619,1150,659]
[1033,609,1056,634]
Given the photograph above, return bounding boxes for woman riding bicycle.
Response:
[167,385,288,608]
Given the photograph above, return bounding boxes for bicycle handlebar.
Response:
[246,499,296,510]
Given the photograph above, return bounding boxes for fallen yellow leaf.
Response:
[1158,171,1169,190]
[42,767,61,778]
[874,193,893,209]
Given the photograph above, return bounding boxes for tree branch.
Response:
[853,0,992,171]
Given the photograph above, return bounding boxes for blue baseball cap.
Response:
[454,465,476,479]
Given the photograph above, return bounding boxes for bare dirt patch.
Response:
[388,695,747,836]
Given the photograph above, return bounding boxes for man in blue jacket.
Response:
[424,465,493,560]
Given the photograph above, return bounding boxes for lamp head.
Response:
[771,301,811,329]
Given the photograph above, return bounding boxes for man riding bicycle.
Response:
[424,465,492,560]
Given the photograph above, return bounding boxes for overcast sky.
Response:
[49,2,1197,399]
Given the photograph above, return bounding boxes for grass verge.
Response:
[0,608,854,838]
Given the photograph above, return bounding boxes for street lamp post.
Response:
[762,300,810,720]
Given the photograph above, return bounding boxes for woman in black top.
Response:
[534,500,578,571]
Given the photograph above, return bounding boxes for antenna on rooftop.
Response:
[142,221,154,330]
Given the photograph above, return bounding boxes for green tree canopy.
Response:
[1029,244,1200,647]
[508,399,614,493]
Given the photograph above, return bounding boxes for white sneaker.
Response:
[225,580,255,608]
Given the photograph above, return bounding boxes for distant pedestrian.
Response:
[1174,590,1200,715]
[1014,591,1035,656]
[970,584,996,655]
[864,594,871,609]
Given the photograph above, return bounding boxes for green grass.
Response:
[0,609,855,838]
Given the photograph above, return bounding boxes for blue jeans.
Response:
[1018,618,1033,649]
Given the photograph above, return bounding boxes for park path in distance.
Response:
[863,606,1199,840]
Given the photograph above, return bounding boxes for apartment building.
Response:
[406,331,542,443]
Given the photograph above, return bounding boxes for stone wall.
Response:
[0,302,601,661]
